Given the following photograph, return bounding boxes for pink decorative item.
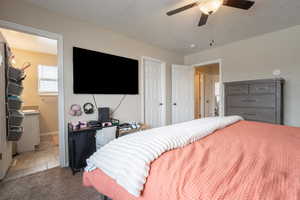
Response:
[69,104,82,116]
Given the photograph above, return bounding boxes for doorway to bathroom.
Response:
[0,27,60,181]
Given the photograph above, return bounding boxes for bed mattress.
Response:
[83,121,300,200]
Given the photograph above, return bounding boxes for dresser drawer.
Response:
[227,85,249,95]
[227,94,275,108]
[250,83,276,94]
[226,107,276,123]
[224,79,284,125]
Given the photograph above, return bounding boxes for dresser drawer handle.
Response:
[243,113,257,116]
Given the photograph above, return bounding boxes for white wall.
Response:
[0,0,183,124]
[0,0,183,178]
[185,25,300,127]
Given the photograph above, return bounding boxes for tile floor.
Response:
[4,134,59,182]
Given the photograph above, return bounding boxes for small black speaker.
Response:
[98,107,110,122]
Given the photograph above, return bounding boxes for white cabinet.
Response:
[17,110,40,153]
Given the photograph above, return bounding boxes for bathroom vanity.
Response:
[17,110,40,153]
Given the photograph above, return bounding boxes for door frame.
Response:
[141,56,166,126]
[192,59,224,116]
[0,20,67,167]
[200,74,205,117]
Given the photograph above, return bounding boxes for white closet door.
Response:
[144,58,166,128]
[172,65,194,124]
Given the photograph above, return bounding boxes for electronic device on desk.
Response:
[117,122,147,138]
[88,108,120,128]
[111,118,120,126]
[119,123,131,129]
[98,107,110,122]
[87,120,102,128]
[118,122,140,131]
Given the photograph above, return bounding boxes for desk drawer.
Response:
[250,83,276,94]
[227,94,275,108]
[226,107,276,123]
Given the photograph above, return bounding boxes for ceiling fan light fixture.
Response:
[198,0,224,15]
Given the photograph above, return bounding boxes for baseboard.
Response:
[40,131,58,136]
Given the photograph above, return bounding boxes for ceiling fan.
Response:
[166,0,255,26]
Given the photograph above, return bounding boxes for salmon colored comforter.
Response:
[83,121,300,200]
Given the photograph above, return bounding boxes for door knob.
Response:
[159,103,163,106]
[173,103,177,106]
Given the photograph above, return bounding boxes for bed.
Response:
[83,120,300,200]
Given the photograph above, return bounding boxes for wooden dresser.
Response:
[224,79,284,125]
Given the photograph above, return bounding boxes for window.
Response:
[38,65,58,94]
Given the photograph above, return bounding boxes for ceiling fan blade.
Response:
[198,14,209,26]
[166,2,198,16]
[223,0,255,10]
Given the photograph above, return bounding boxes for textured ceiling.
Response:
[20,0,300,55]
[0,28,57,54]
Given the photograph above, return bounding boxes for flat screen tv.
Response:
[73,47,139,94]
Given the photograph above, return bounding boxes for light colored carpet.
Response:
[0,167,103,200]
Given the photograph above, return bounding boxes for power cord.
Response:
[92,94,98,109]
[111,95,127,115]
[92,94,126,115]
